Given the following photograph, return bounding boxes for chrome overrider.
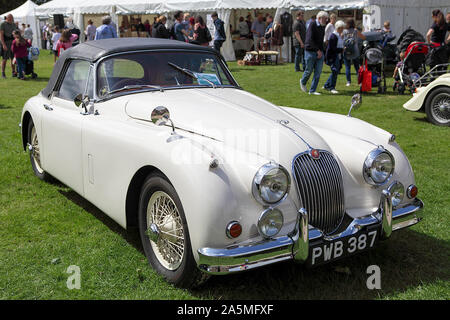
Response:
[197,191,423,275]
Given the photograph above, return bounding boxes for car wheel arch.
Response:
[21,111,32,150]
[125,165,170,229]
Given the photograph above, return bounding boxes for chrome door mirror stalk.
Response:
[348,93,362,117]
[74,94,91,115]
[151,106,176,134]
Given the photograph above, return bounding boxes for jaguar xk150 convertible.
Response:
[21,38,423,287]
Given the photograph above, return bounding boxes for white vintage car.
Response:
[21,38,423,288]
[403,73,450,126]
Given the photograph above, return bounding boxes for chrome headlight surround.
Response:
[363,147,395,186]
[387,181,404,208]
[257,208,284,238]
[252,162,291,205]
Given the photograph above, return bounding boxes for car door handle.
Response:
[43,104,53,111]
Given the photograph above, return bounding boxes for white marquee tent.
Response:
[34,0,450,60]
[1,0,40,46]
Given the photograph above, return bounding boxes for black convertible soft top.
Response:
[42,38,219,98]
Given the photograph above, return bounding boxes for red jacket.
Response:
[11,39,31,59]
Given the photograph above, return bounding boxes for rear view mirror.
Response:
[348,94,362,117]
[74,94,90,114]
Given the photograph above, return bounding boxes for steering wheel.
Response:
[110,78,147,91]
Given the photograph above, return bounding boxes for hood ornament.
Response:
[309,149,320,159]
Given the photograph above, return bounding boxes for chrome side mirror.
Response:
[348,93,362,117]
[151,106,175,134]
[74,94,90,114]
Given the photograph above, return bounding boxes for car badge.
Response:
[310,149,320,159]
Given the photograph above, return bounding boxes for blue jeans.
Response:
[16,57,27,79]
[301,50,324,93]
[324,58,341,90]
[294,45,305,71]
[343,56,359,83]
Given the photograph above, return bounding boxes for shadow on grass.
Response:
[57,189,143,254]
[57,188,449,299]
[0,104,12,110]
[191,229,449,299]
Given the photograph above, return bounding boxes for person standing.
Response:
[324,20,345,94]
[251,13,265,51]
[152,16,170,39]
[293,11,306,72]
[212,12,226,52]
[238,17,249,38]
[51,26,61,62]
[300,11,328,95]
[193,16,211,46]
[0,14,18,78]
[94,16,117,40]
[173,11,188,42]
[324,13,336,47]
[426,10,448,45]
[342,19,365,86]
[11,30,31,80]
[23,24,33,44]
[306,15,316,30]
[55,30,78,57]
[85,20,96,41]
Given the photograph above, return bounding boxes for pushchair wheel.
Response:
[31,73,37,79]
[398,83,405,95]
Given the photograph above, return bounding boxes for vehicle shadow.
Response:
[56,189,449,299]
[57,189,143,254]
[190,229,449,299]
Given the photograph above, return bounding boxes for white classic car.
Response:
[403,73,450,126]
[21,38,423,288]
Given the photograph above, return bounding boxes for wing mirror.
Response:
[348,93,362,117]
[74,94,91,114]
[151,106,175,134]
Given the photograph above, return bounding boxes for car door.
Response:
[41,59,91,195]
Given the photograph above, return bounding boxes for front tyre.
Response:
[27,119,51,181]
[138,173,209,288]
[425,87,450,126]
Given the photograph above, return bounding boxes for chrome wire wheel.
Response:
[146,191,185,270]
[431,93,450,125]
[30,126,44,174]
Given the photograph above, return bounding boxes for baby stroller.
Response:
[24,46,39,79]
[359,31,393,93]
[394,28,449,94]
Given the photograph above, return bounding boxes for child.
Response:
[51,26,61,62]
[11,30,31,80]
[393,51,405,90]
[55,30,78,58]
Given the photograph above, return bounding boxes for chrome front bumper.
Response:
[197,196,423,275]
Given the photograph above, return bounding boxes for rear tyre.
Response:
[424,87,450,126]
[27,119,51,181]
[138,173,209,288]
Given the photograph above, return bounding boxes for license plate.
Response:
[308,227,379,266]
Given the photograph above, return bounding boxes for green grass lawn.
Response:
[0,50,449,300]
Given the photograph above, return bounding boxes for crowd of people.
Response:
[1,9,449,85]
[296,9,450,95]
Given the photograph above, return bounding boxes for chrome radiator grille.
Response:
[292,150,345,235]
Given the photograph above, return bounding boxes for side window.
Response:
[97,59,145,97]
[58,60,91,101]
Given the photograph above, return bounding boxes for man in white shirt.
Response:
[324,13,336,47]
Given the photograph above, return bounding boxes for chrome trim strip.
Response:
[197,198,423,275]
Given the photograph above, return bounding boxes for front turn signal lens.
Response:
[407,185,418,199]
[226,221,242,239]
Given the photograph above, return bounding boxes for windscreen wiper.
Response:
[168,62,217,89]
[106,84,164,96]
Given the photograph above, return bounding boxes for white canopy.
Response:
[1,0,40,46]
[34,0,450,60]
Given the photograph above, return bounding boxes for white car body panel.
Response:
[403,73,450,112]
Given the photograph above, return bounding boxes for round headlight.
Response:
[258,208,284,238]
[363,148,395,185]
[252,163,290,205]
[388,181,404,207]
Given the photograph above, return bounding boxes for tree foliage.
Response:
[1,0,51,16]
